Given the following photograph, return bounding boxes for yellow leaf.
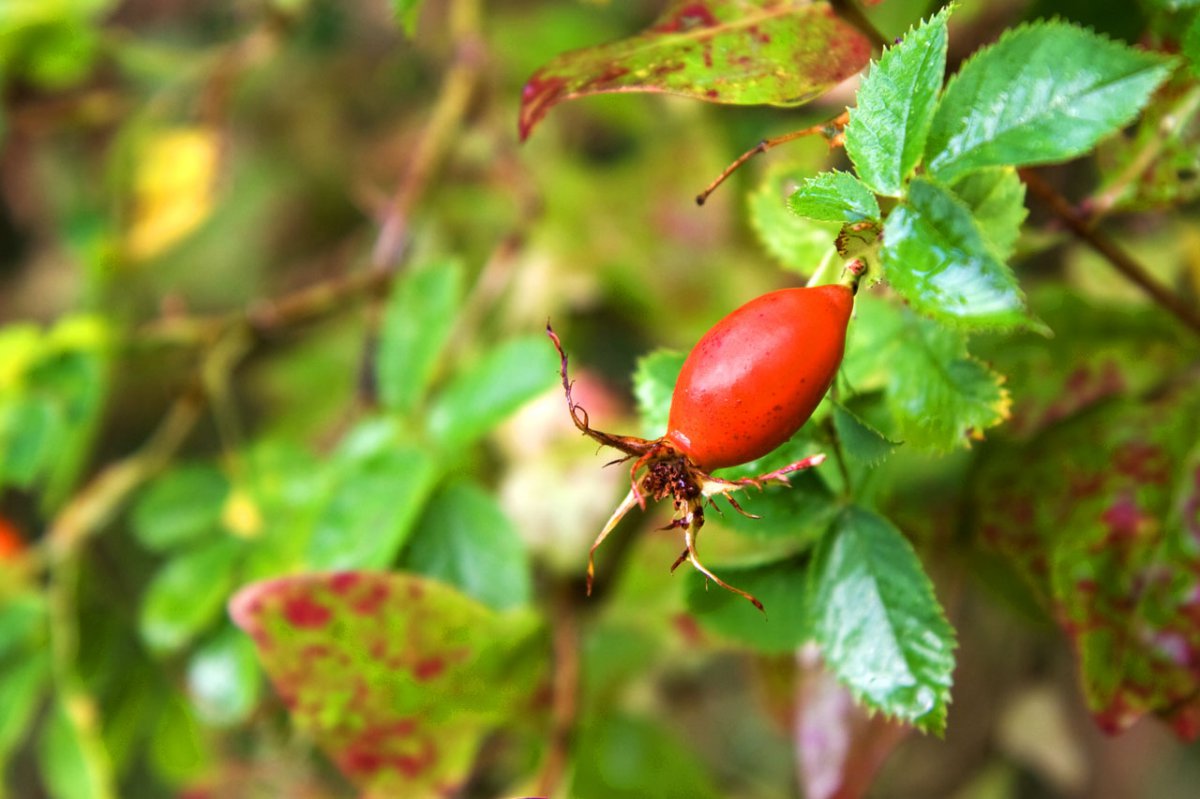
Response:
[125,127,219,261]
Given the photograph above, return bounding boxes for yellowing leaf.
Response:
[126,127,219,261]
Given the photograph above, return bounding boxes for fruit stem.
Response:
[839,258,866,295]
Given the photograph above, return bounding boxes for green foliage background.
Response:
[2,0,1200,797]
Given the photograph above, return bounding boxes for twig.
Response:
[536,582,582,799]
[695,112,848,206]
[1020,168,1200,338]
[45,387,205,561]
[47,556,117,799]
[359,0,485,408]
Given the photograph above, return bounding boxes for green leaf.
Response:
[0,591,46,658]
[426,335,557,450]
[148,696,210,786]
[139,539,241,654]
[230,572,545,796]
[308,423,439,571]
[0,653,49,766]
[38,698,116,799]
[707,435,838,541]
[0,399,58,488]
[519,1,872,139]
[684,555,809,652]
[403,481,532,611]
[809,507,956,733]
[948,167,1027,261]
[571,713,721,799]
[633,348,684,438]
[884,309,1011,452]
[391,0,424,35]
[187,627,261,727]
[844,7,951,195]
[832,402,899,466]
[749,162,840,275]
[1187,16,1200,77]
[787,171,881,223]
[881,179,1029,329]
[378,259,463,415]
[131,464,230,553]
[925,22,1175,183]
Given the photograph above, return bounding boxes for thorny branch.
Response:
[1021,168,1200,338]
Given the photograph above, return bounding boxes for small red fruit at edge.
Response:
[547,274,859,611]
[667,285,853,471]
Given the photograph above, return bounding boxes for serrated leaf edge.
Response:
[926,19,1177,180]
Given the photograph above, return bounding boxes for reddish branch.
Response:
[1020,169,1200,338]
[695,111,849,206]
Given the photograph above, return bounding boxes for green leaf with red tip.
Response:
[518,1,872,140]
[845,6,951,196]
[230,572,545,796]
[809,507,956,734]
[976,388,1200,737]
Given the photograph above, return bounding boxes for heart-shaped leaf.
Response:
[519,1,872,140]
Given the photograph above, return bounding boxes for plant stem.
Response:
[358,0,486,408]
[824,416,854,499]
[536,581,582,799]
[1020,168,1200,338]
[695,111,849,206]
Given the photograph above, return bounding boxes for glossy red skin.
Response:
[666,285,853,471]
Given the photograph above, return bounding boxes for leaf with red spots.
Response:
[976,387,1200,738]
[230,572,545,796]
[518,0,873,140]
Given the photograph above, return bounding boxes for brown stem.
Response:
[359,0,485,408]
[695,112,849,206]
[536,582,582,799]
[45,386,205,561]
[1020,169,1200,338]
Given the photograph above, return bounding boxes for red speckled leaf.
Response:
[230,572,544,796]
[976,387,1200,738]
[519,1,872,140]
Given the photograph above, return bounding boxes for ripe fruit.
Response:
[667,285,853,471]
[548,275,858,610]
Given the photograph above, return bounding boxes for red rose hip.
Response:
[547,274,859,610]
[667,285,853,471]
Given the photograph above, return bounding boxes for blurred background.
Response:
[2,0,1199,797]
